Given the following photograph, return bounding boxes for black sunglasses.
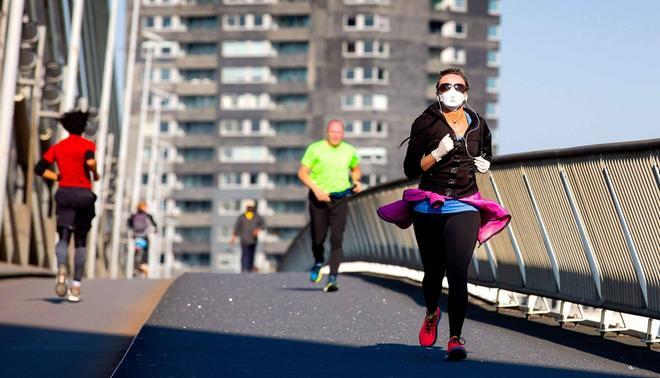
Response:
[437,83,468,94]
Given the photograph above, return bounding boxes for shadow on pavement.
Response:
[0,323,132,377]
[351,273,659,375]
[113,324,647,378]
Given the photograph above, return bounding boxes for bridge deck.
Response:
[113,273,658,377]
[0,277,171,377]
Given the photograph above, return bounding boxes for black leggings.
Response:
[56,226,89,281]
[412,211,480,338]
[308,191,349,275]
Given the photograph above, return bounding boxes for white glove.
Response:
[474,156,491,173]
[430,134,454,162]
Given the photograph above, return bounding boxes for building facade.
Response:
[132,0,500,271]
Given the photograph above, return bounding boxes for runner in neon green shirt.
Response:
[298,119,362,292]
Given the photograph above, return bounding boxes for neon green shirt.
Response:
[300,140,360,193]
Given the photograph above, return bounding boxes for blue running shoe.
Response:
[310,263,323,283]
[323,274,339,292]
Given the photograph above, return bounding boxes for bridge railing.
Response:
[282,139,660,320]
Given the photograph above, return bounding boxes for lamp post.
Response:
[109,0,141,278]
[87,0,119,279]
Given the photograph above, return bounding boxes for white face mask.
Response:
[437,89,466,111]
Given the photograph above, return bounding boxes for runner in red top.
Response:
[35,110,100,302]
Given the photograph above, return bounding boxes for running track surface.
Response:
[113,273,659,378]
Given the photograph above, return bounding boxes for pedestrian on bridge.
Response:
[298,119,362,292]
[387,67,510,360]
[34,110,99,302]
[230,200,265,273]
[128,201,158,277]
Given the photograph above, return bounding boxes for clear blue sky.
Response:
[114,1,660,155]
[497,0,660,154]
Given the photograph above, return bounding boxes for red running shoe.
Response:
[446,336,467,361]
[418,307,440,347]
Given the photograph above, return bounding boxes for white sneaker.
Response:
[67,285,81,302]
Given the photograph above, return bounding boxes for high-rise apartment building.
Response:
[131,0,500,271]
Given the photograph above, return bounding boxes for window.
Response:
[177,227,211,243]
[219,146,271,162]
[271,147,305,161]
[274,42,308,55]
[488,0,501,15]
[487,25,500,41]
[186,16,218,30]
[432,0,467,12]
[180,95,216,109]
[342,67,388,84]
[487,50,500,67]
[221,93,272,110]
[356,147,387,164]
[219,119,242,135]
[219,173,242,187]
[160,121,169,132]
[144,16,155,28]
[174,253,210,267]
[268,200,306,214]
[181,69,216,82]
[344,14,389,31]
[223,14,271,31]
[180,122,215,135]
[222,41,274,57]
[179,174,214,187]
[160,68,172,81]
[344,120,387,137]
[274,94,308,109]
[184,42,217,56]
[344,0,390,4]
[223,0,276,4]
[218,200,242,215]
[271,121,306,135]
[162,16,172,28]
[341,94,388,111]
[178,148,214,161]
[275,15,310,28]
[275,68,307,83]
[342,40,389,58]
[440,46,466,65]
[486,76,498,93]
[486,102,498,118]
[176,200,212,213]
[221,67,272,83]
[269,174,301,186]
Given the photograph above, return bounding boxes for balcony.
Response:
[176,81,217,96]
[175,55,217,69]
[176,107,216,121]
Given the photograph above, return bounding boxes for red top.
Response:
[42,135,96,189]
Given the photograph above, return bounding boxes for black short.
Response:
[54,187,96,232]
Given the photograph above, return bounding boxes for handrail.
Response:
[281,138,660,319]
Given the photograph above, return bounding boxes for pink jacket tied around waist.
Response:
[376,188,511,245]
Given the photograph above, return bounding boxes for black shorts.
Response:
[54,187,96,232]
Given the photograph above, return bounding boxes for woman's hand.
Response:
[431,134,455,162]
[474,156,491,173]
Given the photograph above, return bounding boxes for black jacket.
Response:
[403,103,492,198]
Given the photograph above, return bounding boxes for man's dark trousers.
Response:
[241,244,257,272]
[308,191,349,275]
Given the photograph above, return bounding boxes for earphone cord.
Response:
[462,101,485,159]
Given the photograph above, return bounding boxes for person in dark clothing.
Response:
[34,110,99,302]
[128,201,158,277]
[230,200,265,273]
[403,68,499,361]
